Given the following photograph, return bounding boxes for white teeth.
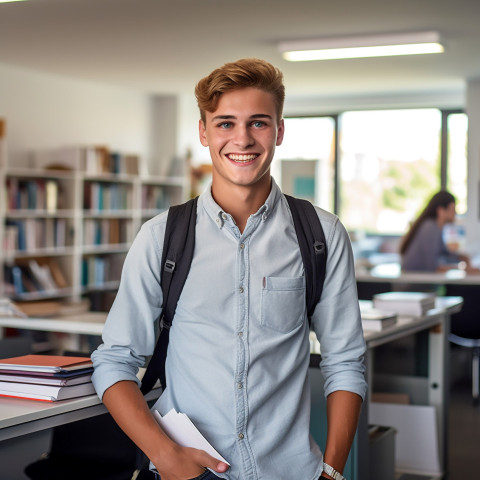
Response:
[228,154,257,162]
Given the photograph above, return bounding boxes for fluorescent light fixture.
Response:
[0,0,29,3]
[280,31,444,61]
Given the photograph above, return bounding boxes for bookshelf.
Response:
[0,137,188,311]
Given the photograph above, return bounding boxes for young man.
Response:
[92,58,367,480]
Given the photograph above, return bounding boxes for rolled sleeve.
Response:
[311,212,367,400]
[91,215,167,400]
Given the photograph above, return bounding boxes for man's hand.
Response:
[102,381,229,480]
[152,444,229,480]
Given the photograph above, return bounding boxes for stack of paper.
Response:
[154,409,229,465]
[372,291,436,317]
[360,308,397,331]
[0,354,95,402]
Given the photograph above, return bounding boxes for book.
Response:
[361,308,397,331]
[0,367,93,378]
[0,372,92,386]
[28,259,57,291]
[45,258,69,289]
[0,379,95,402]
[0,355,93,374]
[13,300,62,317]
[372,291,436,316]
[154,409,229,465]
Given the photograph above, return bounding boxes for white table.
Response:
[0,312,106,337]
[0,387,160,443]
[364,296,461,479]
[1,299,463,479]
[356,263,480,286]
[310,296,462,479]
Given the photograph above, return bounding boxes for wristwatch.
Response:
[322,462,346,480]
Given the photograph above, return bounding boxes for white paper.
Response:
[369,402,441,475]
[154,409,229,465]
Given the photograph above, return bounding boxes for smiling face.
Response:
[199,87,284,202]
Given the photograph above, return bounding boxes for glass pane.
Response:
[273,117,335,211]
[339,109,441,235]
[447,113,468,215]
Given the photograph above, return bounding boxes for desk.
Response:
[310,296,462,479]
[0,312,107,354]
[2,300,462,479]
[356,263,480,286]
[367,297,460,479]
[0,312,106,337]
[0,383,160,479]
[0,388,160,443]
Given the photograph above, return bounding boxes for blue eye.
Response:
[219,122,232,129]
[252,121,265,128]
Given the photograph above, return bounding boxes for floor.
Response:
[447,374,480,479]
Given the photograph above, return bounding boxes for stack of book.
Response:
[372,291,437,317]
[360,307,397,331]
[0,354,95,402]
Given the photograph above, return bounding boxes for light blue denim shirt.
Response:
[92,178,367,480]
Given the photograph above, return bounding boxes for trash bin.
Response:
[368,425,396,480]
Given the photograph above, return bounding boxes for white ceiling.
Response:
[1,0,480,103]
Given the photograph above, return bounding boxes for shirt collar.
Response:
[199,177,282,228]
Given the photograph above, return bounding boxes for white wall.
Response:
[177,92,211,167]
[466,78,480,253]
[0,63,155,171]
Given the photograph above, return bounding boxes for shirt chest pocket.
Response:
[260,276,306,333]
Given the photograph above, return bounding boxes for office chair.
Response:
[445,284,480,405]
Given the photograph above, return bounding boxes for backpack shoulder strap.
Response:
[140,197,198,394]
[284,195,327,324]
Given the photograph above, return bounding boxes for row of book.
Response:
[81,254,124,288]
[83,218,132,246]
[5,218,69,252]
[0,354,95,402]
[4,258,68,296]
[141,185,169,211]
[84,147,140,176]
[361,291,437,331]
[83,181,132,211]
[30,146,140,176]
[6,178,62,212]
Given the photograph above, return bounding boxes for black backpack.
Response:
[140,195,327,394]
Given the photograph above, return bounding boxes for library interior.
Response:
[1,1,480,479]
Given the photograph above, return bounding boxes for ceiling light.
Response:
[0,0,29,3]
[279,31,444,62]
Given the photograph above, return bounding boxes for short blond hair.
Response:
[195,58,285,123]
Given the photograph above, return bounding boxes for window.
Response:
[339,109,441,235]
[274,109,467,239]
[273,116,335,212]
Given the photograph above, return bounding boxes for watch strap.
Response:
[323,462,346,480]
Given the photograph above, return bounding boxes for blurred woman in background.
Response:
[400,190,474,272]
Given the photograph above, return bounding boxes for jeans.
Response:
[153,469,220,480]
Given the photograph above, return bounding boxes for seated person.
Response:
[399,190,476,273]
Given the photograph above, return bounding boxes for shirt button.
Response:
[239,287,244,294]
[240,243,245,249]
[238,433,244,439]
[238,382,243,389]
[222,213,228,220]
[238,331,243,337]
